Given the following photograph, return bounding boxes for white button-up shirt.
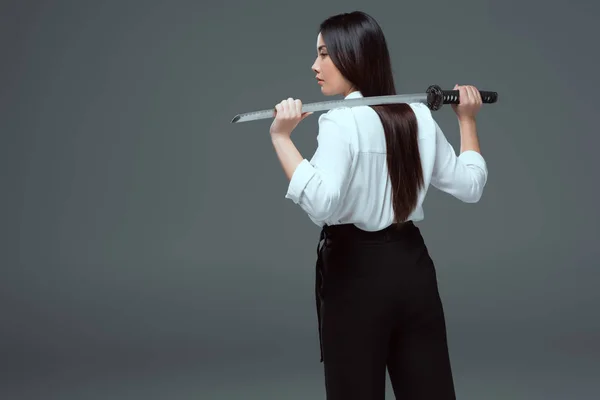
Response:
[285,90,488,231]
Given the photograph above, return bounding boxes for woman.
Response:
[269,11,488,400]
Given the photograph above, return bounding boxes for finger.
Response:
[464,86,473,102]
[294,99,302,116]
[287,98,296,117]
[280,100,289,117]
[466,86,479,105]
[471,86,482,104]
[281,99,290,118]
[459,86,469,104]
[275,103,282,117]
[460,86,469,105]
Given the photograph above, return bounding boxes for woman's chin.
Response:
[319,86,334,96]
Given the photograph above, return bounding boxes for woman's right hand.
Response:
[451,84,482,120]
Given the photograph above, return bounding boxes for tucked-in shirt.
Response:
[285,90,488,231]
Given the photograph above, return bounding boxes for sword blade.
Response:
[231,93,427,123]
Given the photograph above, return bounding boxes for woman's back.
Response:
[284,91,488,231]
[267,10,491,398]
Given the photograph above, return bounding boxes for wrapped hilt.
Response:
[426,84,498,111]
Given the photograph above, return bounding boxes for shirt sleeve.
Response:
[285,112,354,222]
[431,118,488,203]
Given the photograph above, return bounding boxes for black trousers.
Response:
[315,221,456,400]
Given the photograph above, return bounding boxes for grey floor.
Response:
[2,346,598,399]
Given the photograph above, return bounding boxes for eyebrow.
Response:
[317,45,327,51]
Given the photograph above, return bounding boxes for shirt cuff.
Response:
[458,150,488,172]
[285,159,316,204]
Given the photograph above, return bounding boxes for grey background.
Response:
[2,0,599,399]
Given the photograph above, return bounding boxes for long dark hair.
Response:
[319,11,423,223]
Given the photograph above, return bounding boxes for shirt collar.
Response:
[344,91,363,99]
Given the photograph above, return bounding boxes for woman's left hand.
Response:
[269,98,313,137]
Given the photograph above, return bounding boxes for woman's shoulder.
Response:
[408,102,433,119]
[408,102,437,139]
[318,107,362,130]
[324,102,433,122]
[316,108,361,147]
[320,106,354,120]
[317,102,438,141]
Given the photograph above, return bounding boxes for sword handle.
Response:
[426,84,498,111]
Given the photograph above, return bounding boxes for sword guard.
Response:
[426,85,445,111]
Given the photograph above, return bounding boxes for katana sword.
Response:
[231,84,498,123]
